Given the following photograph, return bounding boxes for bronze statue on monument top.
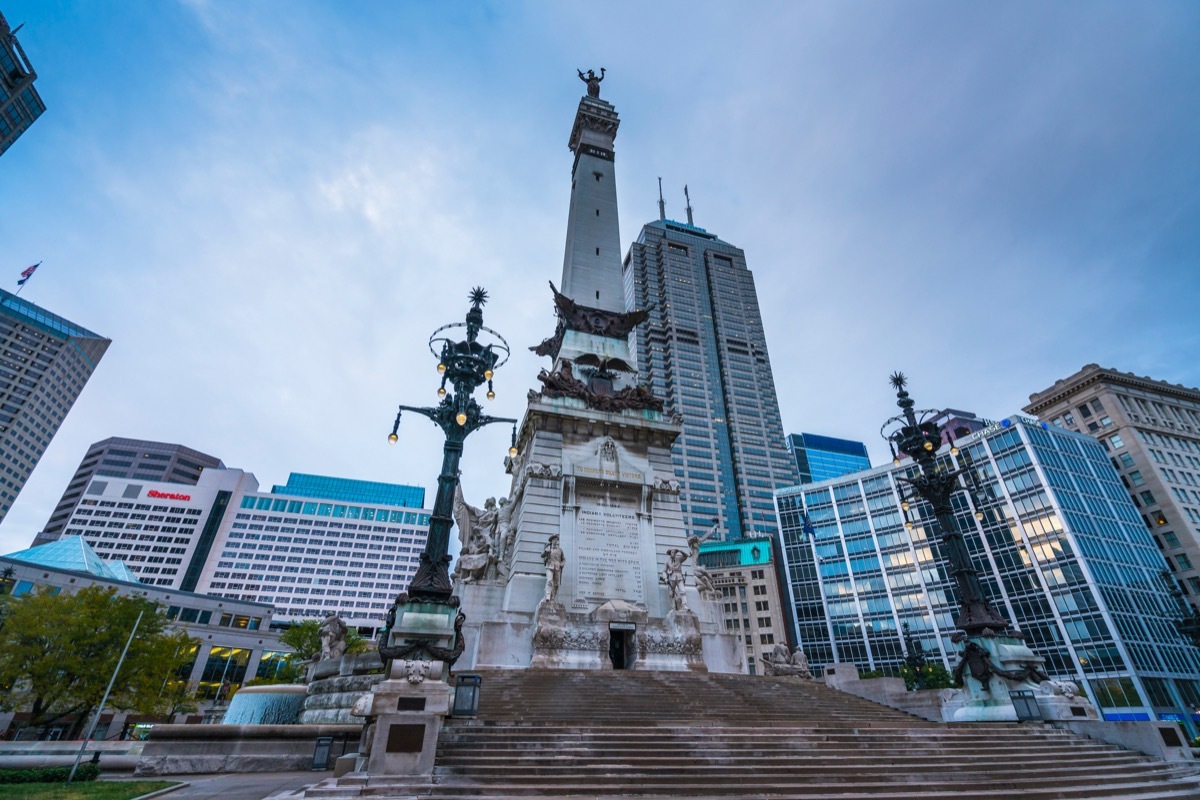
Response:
[577,67,605,97]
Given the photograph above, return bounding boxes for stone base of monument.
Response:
[459,579,743,673]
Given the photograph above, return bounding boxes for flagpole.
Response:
[14,261,40,296]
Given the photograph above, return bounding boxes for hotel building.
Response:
[37,437,223,545]
[54,467,430,633]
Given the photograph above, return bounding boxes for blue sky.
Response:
[1,1,1198,554]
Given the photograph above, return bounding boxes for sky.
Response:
[1,1,1198,557]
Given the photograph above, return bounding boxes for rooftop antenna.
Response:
[657,177,666,221]
[684,185,694,226]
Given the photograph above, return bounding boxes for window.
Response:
[1140,490,1156,505]
[1064,412,1075,426]
[1177,554,1192,570]
[1164,531,1181,548]
[1129,470,1145,487]
[1109,434,1124,450]
[1078,405,1092,419]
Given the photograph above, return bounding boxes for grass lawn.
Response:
[0,781,179,800]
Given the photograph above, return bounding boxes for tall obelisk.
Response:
[559,68,624,312]
[452,72,742,674]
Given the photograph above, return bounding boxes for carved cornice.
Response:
[568,97,620,153]
[1025,364,1200,414]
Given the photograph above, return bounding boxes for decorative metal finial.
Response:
[468,287,488,308]
[889,371,907,391]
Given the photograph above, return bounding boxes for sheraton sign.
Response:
[147,489,191,501]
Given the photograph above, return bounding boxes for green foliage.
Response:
[0,781,178,800]
[0,764,99,783]
[900,661,955,691]
[857,669,900,680]
[278,619,368,663]
[244,657,306,687]
[0,586,200,730]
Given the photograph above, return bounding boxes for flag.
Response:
[17,262,39,286]
[801,513,815,538]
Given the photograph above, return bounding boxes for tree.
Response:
[278,618,368,663]
[0,586,199,735]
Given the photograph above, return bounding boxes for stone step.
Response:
[300,777,1200,800]
[304,669,1199,799]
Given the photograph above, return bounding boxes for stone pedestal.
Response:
[940,635,1099,723]
[455,393,744,674]
[351,601,460,777]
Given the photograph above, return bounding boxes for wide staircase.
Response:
[312,669,1200,799]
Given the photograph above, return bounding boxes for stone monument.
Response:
[453,73,741,674]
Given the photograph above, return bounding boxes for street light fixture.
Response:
[386,287,518,605]
[881,371,1010,635]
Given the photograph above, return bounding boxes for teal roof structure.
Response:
[0,288,104,341]
[3,536,140,583]
[106,560,138,582]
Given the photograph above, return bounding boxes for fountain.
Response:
[221,685,307,726]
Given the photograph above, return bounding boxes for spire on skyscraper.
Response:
[657,177,666,221]
[684,185,694,226]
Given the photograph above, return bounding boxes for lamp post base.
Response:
[941,634,1098,723]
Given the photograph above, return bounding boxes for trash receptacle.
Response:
[452,674,481,717]
[311,735,334,770]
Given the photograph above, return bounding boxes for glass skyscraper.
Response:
[0,288,109,523]
[776,416,1200,729]
[624,218,796,540]
[787,432,871,484]
[0,10,45,156]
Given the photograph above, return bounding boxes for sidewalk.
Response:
[108,771,321,800]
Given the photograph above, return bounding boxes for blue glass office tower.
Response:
[0,10,45,156]
[776,416,1200,730]
[787,433,871,484]
[624,218,796,540]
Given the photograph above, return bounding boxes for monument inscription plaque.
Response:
[574,484,644,606]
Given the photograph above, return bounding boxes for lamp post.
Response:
[388,287,517,605]
[881,372,1010,635]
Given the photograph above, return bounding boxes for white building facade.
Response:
[54,468,431,634]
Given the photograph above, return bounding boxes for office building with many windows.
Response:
[624,217,796,540]
[786,433,871,485]
[1025,365,1200,617]
[58,467,260,589]
[0,10,45,156]
[193,474,429,633]
[699,536,789,674]
[52,466,430,634]
[36,437,224,545]
[776,415,1200,728]
[0,288,109,523]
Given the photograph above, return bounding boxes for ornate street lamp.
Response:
[387,287,518,605]
[879,373,1088,723]
[881,371,1010,635]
